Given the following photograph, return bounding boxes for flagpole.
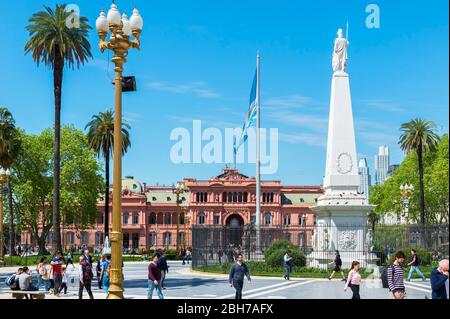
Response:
[255,51,261,253]
[233,136,237,169]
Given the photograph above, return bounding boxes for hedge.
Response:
[388,248,432,266]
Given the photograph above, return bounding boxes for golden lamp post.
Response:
[400,183,414,246]
[95,1,143,299]
[172,182,186,255]
[0,168,11,266]
[181,200,189,249]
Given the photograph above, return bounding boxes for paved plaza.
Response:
[0,261,432,299]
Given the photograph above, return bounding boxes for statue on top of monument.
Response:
[332,28,349,73]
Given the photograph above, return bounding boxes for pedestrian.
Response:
[6,267,23,291]
[66,251,74,268]
[283,250,293,280]
[229,254,252,299]
[96,256,104,289]
[344,261,362,299]
[185,248,192,265]
[407,249,426,282]
[79,255,94,299]
[147,254,164,299]
[83,249,93,265]
[430,259,449,299]
[51,251,64,296]
[181,248,187,265]
[158,250,169,289]
[58,266,68,295]
[387,251,407,299]
[37,257,50,291]
[328,250,346,281]
[18,267,39,299]
[101,255,111,294]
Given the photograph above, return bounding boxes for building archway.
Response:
[225,214,245,247]
[225,214,244,228]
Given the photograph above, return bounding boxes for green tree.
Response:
[24,5,92,252]
[0,108,21,256]
[85,109,131,239]
[13,126,102,254]
[399,119,440,224]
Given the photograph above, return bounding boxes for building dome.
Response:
[122,176,143,194]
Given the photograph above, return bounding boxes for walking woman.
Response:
[344,261,362,299]
[328,250,346,281]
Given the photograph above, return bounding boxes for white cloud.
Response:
[269,111,328,132]
[279,132,326,147]
[265,94,316,108]
[123,112,143,123]
[147,81,221,98]
[359,99,405,113]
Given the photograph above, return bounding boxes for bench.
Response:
[11,291,46,299]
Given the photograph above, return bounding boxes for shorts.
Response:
[334,266,341,272]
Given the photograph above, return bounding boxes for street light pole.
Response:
[400,184,414,247]
[172,182,186,256]
[0,168,11,267]
[96,2,143,299]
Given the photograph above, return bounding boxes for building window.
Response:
[222,192,227,202]
[314,198,318,203]
[167,196,171,201]
[66,232,74,244]
[300,198,305,203]
[164,213,172,225]
[213,215,220,225]
[283,215,291,225]
[98,213,104,225]
[80,232,89,245]
[163,232,171,247]
[285,233,291,242]
[198,212,206,225]
[149,233,157,246]
[95,232,104,246]
[238,192,243,202]
[270,193,274,203]
[149,213,156,225]
[250,215,256,225]
[152,196,157,201]
[133,212,139,225]
[265,212,272,225]
[243,192,248,202]
[179,232,185,245]
[232,192,237,203]
[180,213,185,225]
[123,212,129,225]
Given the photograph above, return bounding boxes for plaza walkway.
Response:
[0,261,432,299]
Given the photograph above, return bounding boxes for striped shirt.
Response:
[387,264,405,292]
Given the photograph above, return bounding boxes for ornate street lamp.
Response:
[400,184,414,226]
[0,168,11,266]
[172,182,186,255]
[95,1,143,299]
[181,199,189,249]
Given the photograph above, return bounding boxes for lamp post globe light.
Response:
[400,184,414,225]
[172,182,186,256]
[0,168,11,266]
[95,1,143,299]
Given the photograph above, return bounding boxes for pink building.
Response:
[28,168,323,252]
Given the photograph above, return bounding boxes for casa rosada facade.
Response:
[29,168,323,251]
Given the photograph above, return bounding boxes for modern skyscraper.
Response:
[374,146,389,185]
[358,158,371,199]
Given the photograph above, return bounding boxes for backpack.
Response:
[5,274,16,287]
[414,254,420,266]
[381,265,395,289]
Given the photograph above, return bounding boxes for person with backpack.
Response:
[407,249,426,282]
[5,267,23,291]
[78,255,94,299]
[51,251,64,296]
[344,261,362,299]
[283,250,293,280]
[96,256,104,289]
[386,251,407,299]
[66,251,74,268]
[229,254,252,299]
[158,250,169,289]
[328,250,346,281]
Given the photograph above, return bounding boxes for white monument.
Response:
[309,27,375,269]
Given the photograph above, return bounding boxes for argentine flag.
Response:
[236,70,257,152]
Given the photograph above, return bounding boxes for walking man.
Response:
[79,255,94,299]
[147,254,164,299]
[388,251,407,299]
[51,251,64,296]
[407,249,426,282]
[66,251,74,268]
[229,254,251,299]
[158,250,169,289]
[430,259,449,299]
[283,250,293,280]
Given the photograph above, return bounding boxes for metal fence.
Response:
[191,224,449,269]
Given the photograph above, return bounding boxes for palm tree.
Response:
[0,108,21,256]
[399,118,440,224]
[85,109,131,240]
[25,5,92,253]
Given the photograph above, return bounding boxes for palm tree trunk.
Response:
[417,142,426,225]
[8,179,15,256]
[104,154,110,239]
[52,52,64,253]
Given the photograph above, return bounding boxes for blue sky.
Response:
[0,0,448,186]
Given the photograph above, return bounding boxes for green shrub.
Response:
[265,249,306,267]
[263,240,296,260]
[388,248,432,266]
